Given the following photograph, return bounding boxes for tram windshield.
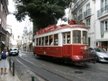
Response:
[62,30,87,44]
[73,30,87,44]
[73,30,81,43]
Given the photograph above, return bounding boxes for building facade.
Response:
[69,0,108,51]
[96,0,108,51]
[0,0,9,52]
[22,27,33,52]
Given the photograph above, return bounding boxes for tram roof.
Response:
[36,24,88,35]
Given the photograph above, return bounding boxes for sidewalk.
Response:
[0,69,21,81]
[0,58,21,81]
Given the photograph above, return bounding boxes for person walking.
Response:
[0,47,9,75]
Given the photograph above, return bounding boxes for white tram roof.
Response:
[35,24,88,38]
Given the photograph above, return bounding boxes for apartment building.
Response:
[0,0,9,51]
[97,0,108,51]
[69,0,108,51]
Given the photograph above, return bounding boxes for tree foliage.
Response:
[14,0,72,29]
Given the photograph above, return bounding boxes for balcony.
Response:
[72,0,87,12]
[84,9,91,18]
[97,5,108,18]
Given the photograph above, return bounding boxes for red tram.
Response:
[33,22,93,64]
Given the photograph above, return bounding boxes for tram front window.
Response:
[73,30,81,43]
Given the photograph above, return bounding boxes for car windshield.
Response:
[10,49,18,51]
[94,48,106,53]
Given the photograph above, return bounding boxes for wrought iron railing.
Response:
[84,9,91,18]
[78,14,83,20]
[97,5,108,17]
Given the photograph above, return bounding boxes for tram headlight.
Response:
[80,46,87,50]
[73,56,83,60]
[84,46,87,50]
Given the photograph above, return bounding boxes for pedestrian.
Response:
[0,47,8,75]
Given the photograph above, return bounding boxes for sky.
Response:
[7,0,33,40]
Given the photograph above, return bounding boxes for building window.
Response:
[105,21,108,31]
[100,20,108,37]
[79,9,82,15]
[101,20,108,32]
[88,37,91,46]
[86,18,91,26]
[86,3,90,10]
[101,21,104,37]
[101,0,108,8]
[78,9,83,20]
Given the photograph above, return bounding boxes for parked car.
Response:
[9,48,19,56]
[88,47,108,62]
[86,48,97,63]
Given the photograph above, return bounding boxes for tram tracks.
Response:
[14,55,108,81]
[15,57,46,81]
[15,56,73,81]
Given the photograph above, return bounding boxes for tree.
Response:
[14,0,72,32]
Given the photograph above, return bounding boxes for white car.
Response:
[9,48,19,56]
[91,48,108,62]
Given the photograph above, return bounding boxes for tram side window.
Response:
[67,32,70,44]
[42,37,44,45]
[63,33,66,44]
[73,30,81,43]
[49,35,54,45]
[36,38,38,46]
[39,38,41,45]
[45,36,48,45]
[83,31,87,44]
[54,34,58,45]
